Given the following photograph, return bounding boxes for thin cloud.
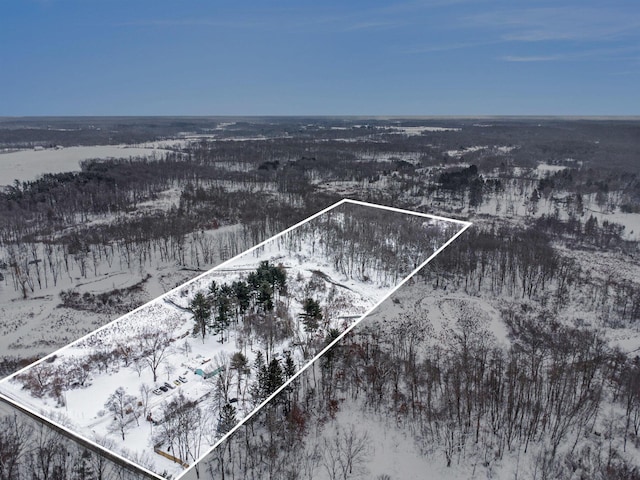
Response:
[402,39,505,54]
[115,2,462,34]
[501,45,640,63]
[377,0,482,14]
[502,54,564,62]
[116,11,403,34]
[115,18,268,29]
[343,21,405,31]
[470,6,640,43]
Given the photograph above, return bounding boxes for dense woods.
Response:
[3,197,455,477]
[2,119,638,305]
[198,280,640,480]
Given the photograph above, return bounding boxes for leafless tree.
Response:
[105,387,137,441]
[138,326,174,383]
[0,414,31,480]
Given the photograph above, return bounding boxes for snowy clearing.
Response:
[0,144,176,186]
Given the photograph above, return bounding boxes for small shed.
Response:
[194,365,224,379]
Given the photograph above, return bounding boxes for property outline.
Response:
[0,198,472,479]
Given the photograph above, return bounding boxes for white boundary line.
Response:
[343,198,470,226]
[0,199,471,479]
[176,209,472,479]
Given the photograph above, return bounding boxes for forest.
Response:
[1,197,458,478]
[1,117,639,479]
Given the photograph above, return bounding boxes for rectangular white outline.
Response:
[0,199,471,479]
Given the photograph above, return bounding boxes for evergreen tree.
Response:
[189,292,211,341]
[253,350,265,374]
[218,403,237,436]
[270,263,287,297]
[300,297,323,333]
[208,280,219,297]
[585,215,599,237]
[283,350,296,380]
[264,358,284,397]
[322,328,343,372]
[232,280,251,317]
[250,351,267,403]
[251,261,287,298]
[282,350,297,412]
[230,351,249,374]
[230,351,249,397]
[257,281,274,312]
[212,289,232,343]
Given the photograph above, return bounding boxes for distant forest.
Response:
[1,117,640,479]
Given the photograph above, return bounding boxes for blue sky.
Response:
[1,0,639,115]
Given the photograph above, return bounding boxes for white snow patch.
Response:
[0,145,175,186]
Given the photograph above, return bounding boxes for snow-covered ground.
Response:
[389,126,462,135]
[0,145,177,186]
[0,201,463,477]
[0,214,245,360]
[445,145,489,157]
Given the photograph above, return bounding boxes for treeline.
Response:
[422,222,640,328]
[534,213,628,250]
[0,150,348,299]
[0,116,224,147]
[0,152,340,242]
[2,222,251,300]
[423,223,578,301]
[59,274,151,314]
[280,203,459,286]
[2,132,636,301]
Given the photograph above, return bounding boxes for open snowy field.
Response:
[0,144,178,186]
[0,199,468,478]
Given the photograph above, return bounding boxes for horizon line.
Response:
[1,115,640,120]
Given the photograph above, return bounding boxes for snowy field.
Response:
[0,144,177,185]
[0,215,244,361]
[388,126,462,135]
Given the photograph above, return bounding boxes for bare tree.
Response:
[139,383,152,420]
[0,414,31,480]
[138,326,174,383]
[105,387,137,441]
[322,424,371,480]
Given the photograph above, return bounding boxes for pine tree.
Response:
[218,403,237,436]
[300,298,323,333]
[322,328,342,372]
[257,281,274,312]
[264,358,284,397]
[250,351,267,403]
[231,351,249,398]
[232,280,251,317]
[190,292,211,341]
[208,280,219,297]
[212,290,232,343]
[251,261,287,299]
[283,350,296,380]
[282,350,297,412]
[271,263,287,297]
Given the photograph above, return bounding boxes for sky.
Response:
[1,0,639,116]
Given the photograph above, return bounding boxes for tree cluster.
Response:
[188,261,287,343]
